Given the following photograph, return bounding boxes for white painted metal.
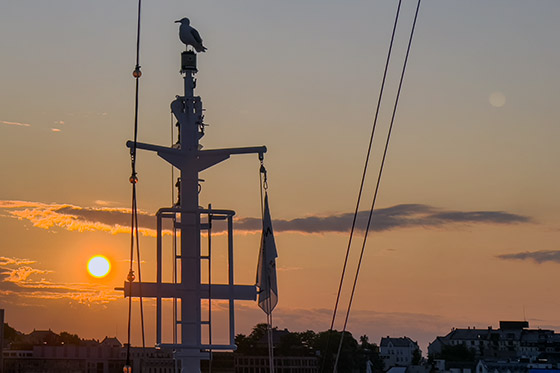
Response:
[123,50,266,372]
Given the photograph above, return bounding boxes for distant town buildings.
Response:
[428,321,560,373]
[428,321,560,362]
[234,355,319,373]
[380,337,421,368]
[4,313,560,373]
[3,336,176,373]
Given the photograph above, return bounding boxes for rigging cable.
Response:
[332,0,422,371]
[321,2,403,372]
[126,0,146,369]
[170,110,179,346]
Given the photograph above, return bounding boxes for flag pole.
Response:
[263,191,275,373]
[256,161,278,373]
[267,287,275,373]
[257,161,278,373]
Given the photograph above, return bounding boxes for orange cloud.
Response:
[1,120,31,127]
[0,257,119,305]
[2,266,51,282]
[0,200,531,237]
[0,200,157,237]
[0,256,35,266]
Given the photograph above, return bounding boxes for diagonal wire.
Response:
[333,0,422,371]
[126,0,144,366]
[134,189,146,348]
[321,1,403,372]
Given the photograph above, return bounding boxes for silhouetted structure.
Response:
[428,321,560,362]
[4,344,176,373]
[1,326,176,373]
[234,355,319,373]
[380,337,421,368]
[234,324,383,373]
[122,17,267,373]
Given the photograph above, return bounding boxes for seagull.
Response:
[175,18,207,53]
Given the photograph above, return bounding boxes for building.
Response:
[475,359,560,373]
[428,321,560,363]
[380,337,421,368]
[3,338,176,373]
[234,355,319,373]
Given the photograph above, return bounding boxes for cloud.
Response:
[1,120,31,127]
[0,257,119,305]
[94,200,119,207]
[51,128,61,132]
[0,200,157,237]
[497,250,560,264]
[2,266,51,282]
[0,256,36,266]
[0,200,530,237]
[236,204,529,234]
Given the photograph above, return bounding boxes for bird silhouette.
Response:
[175,18,207,53]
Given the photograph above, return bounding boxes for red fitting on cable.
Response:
[132,66,142,78]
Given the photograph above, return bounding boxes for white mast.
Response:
[123,46,267,372]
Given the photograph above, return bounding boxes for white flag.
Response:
[256,194,278,315]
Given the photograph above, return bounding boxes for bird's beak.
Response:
[174,20,181,23]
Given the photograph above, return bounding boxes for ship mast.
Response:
[124,49,266,372]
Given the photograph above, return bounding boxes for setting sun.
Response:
[87,255,111,278]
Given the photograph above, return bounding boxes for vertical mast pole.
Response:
[122,48,266,372]
[178,55,202,373]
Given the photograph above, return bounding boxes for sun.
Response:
[87,255,111,278]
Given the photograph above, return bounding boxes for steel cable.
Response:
[322,1,403,371]
[332,1,422,371]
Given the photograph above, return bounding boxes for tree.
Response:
[234,323,278,356]
[412,348,422,365]
[314,330,361,373]
[249,323,270,343]
[298,330,317,350]
[277,332,304,356]
[60,331,82,345]
[234,324,383,372]
[3,323,21,345]
[360,335,370,346]
[234,334,251,354]
[357,334,384,373]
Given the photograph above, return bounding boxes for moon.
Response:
[87,255,111,278]
[489,91,506,108]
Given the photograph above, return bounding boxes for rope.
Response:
[170,110,179,346]
[321,2,403,372]
[332,1,422,371]
[267,311,274,373]
[171,110,175,203]
[208,206,214,373]
[126,0,145,369]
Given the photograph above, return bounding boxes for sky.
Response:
[1,0,560,353]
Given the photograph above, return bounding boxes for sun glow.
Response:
[87,255,111,278]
